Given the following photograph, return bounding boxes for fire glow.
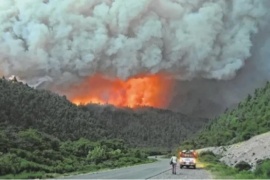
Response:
[69,74,174,108]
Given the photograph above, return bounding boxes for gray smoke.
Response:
[0,0,270,116]
[170,24,270,117]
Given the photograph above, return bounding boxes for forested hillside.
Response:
[182,81,270,148]
[0,77,208,149]
[0,128,150,178]
[82,105,208,148]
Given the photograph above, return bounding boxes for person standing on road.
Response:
[170,155,177,174]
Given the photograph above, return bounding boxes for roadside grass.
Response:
[0,171,53,179]
[0,158,157,179]
[199,151,270,179]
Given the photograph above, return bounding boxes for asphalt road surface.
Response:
[64,157,212,179]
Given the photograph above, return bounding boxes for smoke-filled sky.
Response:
[0,0,270,117]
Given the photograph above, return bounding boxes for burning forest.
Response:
[68,73,174,108]
[1,0,270,116]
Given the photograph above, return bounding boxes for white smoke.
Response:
[8,75,52,88]
[1,0,270,117]
[0,0,269,88]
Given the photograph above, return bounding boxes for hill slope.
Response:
[198,132,270,170]
[182,81,270,148]
[0,78,208,148]
[0,127,152,179]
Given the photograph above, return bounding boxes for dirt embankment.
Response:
[197,132,270,170]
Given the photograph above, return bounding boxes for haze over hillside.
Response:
[1,0,270,117]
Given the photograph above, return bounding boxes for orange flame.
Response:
[68,73,174,108]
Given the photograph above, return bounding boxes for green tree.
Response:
[87,146,106,164]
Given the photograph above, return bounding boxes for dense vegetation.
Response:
[182,81,270,148]
[0,128,150,178]
[199,151,270,179]
[0,77,210,178]
[0,77,208,149]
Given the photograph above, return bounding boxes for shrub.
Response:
[235,161,251,171]
[199,151,219,163]
[0,127,151,178]
[255,159,270,178]
[0,153,21,175]
[200,151,216,157]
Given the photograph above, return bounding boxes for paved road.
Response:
[149,165,212,179]
[64,158,212,179]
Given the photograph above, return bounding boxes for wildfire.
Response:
[69,73,174,108]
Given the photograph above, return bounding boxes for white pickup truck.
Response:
[179,150,197,169]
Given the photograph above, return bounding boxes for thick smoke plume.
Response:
[171,23,270,117]
[0,0,270,116]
